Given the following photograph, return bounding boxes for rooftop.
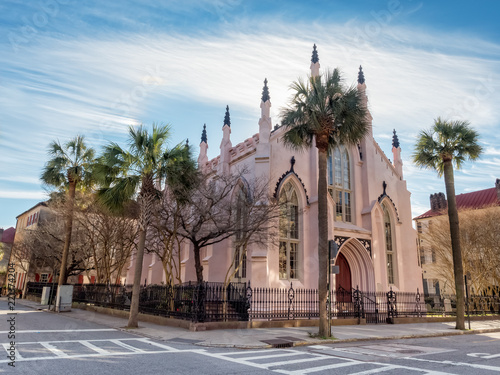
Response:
[414,187,499,220]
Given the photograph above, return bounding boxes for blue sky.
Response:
[1,0,499,229]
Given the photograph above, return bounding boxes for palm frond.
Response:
[280,68,368,151]
[41,135,96,189]
[413,118,482,176]
[97,175,141,213]
[94,123,196,212]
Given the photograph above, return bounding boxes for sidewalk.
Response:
[16,299,500,349]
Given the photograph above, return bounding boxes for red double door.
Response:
[335,252,352,302]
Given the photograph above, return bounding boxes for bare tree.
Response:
[424,206,500,294]
[147,192,184,286]
[159,169,280,285]
[76,197,138,284]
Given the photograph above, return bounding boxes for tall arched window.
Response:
[328,146,352,222]
[279,181,299,279]
[383,204,396,285]
[234,188,247,280]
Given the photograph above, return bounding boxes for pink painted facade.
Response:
[128,48,423,293]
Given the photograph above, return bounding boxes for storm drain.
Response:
[261,339,294,348]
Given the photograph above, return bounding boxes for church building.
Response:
[131,46,423,293]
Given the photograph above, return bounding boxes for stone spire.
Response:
[392,129,400,149]
[357,64,372,138]
[256,79,272,186]
[310,44,320,77]
[259,78,272,146]
[261,78,270,103]
[223,105,231,128]
[220,106,232,175]
[201,123,207,143]
[198,124,208,168]
[358,65,365,85]
[392,129,403,176]
[311,44,319,63]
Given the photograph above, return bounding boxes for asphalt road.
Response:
[1,300,500,374]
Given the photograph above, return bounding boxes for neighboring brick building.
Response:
[9,202,52,292]
[414,179,500,295]
[0,227,15,289]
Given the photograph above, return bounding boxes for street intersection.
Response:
[2,300,500,374]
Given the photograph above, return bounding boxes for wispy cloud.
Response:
[0,190,48,200]
[0,14,499,223]
[0,176,40,185]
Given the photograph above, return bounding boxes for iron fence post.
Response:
[415,288,422,318]
[287,282,294,320]
[387,287,397,323]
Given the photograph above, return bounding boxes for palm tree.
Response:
[413,117,482,330]
[41,135,95,286]
[96,124,195,328]
[280,69,368,337]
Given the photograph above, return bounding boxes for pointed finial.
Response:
[311,44,319,63]
[223,105,231,127]
[261,78,270,102]
[392,129,400,148]
[201,124,207,143]
[358,65,365,84]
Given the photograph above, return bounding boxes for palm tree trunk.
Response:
[317,147,330,337]
[443,159,465,330]
[58,180,76,286]
[128,179,155,328]
[127,227,146,328]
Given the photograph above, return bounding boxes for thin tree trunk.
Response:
[317,147,330,337]
[443,160,465,330]
[127,227,146,328]
[22,263,30,299]
[193,243,204,284]
[58,180,76,286]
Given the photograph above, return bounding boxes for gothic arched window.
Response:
[328,146,352,222]
[383,204,396,285]
[279,181,299,280]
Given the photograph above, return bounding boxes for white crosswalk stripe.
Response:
[0,338,180,363]
[199,348,366,373]
[200,348,459,374]
[39,342,70,357]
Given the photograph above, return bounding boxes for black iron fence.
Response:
[70,281,248,322]
[25,281,500,323]
[247,285,427,323]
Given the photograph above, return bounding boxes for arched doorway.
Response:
[336,238,376,292]
[336,252,352,302]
